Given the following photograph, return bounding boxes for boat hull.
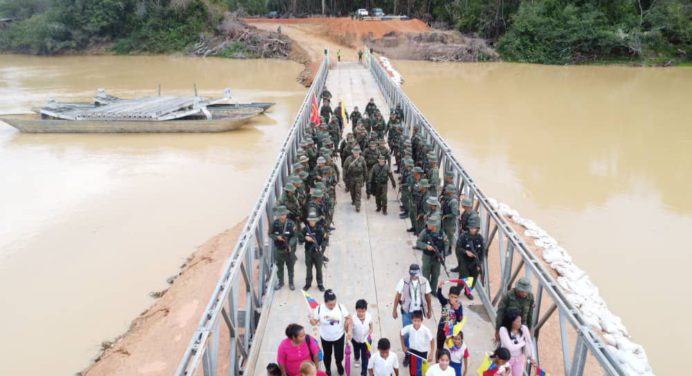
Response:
[0,114,257,133]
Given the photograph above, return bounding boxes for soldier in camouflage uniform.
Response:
[279,184,302,230]
[387,113,403,172]
[495,277,535,338]
[269,206,298,290]
[333,101,347,131]
[440,184,459,256]
[459,197,480,234]
[311,156,327,185]
[439,171,455,198]
[455,215,484,299]
[406,167,424,232]
[416,215,449,290]
[339,133,355,164]
[320,86,332,101]
[426,154,440,196]
[301,212,328,291]
[350,106,362,126]
[365,98,377,118]
[343,146,368,212]
[395,103,404,122]
[371,111,386,139]
[368,154,397,214]
[320,166,337,212]
[377,138,391,167]
[363,141,379,198]
[414,179,432,233]
[320,98,332,122]
[399,159,414,219]
[423,196,441,225]
[355,121,369,151]
[327,116,341,151]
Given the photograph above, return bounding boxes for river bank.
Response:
[81,221,244,375]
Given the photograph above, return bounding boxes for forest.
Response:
[0,0,689,64]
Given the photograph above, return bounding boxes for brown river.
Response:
[0,55,689,375]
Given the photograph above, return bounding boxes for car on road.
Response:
[371,8,384,17]
[356,9,368,18]
[266,11,279,19]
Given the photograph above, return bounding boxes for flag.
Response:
[345,343,352,376]
[447,277,474,295]
[408,352,429,376]
[476,353,493,376]
[364,335,373,358]
[310,93,320,125]
[444,317,469,348]
[340,98,348,131]
[536,367,550,376]
[302,290,319,310]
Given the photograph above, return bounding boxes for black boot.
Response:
[383,207,387,215]
[406,227,415,232]
[289,281,295,290]
[376,206,381,212]
[275,282,284,290]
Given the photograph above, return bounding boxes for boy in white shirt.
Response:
[368,338,399,376]
[399,310,435,373]
[352,299,374,375]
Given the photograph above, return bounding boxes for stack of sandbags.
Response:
[486,198,655,375]
[379,57,404,86]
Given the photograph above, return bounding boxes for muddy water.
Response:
[396,61,692,374]
[0,55,305,375]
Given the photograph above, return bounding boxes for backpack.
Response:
[305,334,324,362]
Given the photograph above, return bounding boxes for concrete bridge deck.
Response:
[252,61,495,375]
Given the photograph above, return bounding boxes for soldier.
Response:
[495,277,535,339]
[321,86,332,101]
[426,154,440,196]
[406,168,425,232]
[350,106,362,126]
[363,142,379,200]
[365,98,377,117]
[311,156,327,184]
[320,99,332,123]
[279,184,302,230]
[371,111,386,139]
[343,146,368,212]
[339,133,355,163]
[327,116,341,150]
[305,139,318,171]
[416,215,449,290]
[441,185,459,256]
[269,206,298,290]
[333,101,347,130]
[387,114,403,172]
[368,154,397,214]
[395,103,404,122]
[377,138,391,166]
[399,159,414,219]
[423,196,441,225]
[355,121,368,151]
[439,171,455,198]
[455,215,484,300]
[414,179,431,233]
[459,198,479,234]
[290,176,307,215]
[301,212,328,292]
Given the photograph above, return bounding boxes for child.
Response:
[352,299,374,375]
[435,281,464,352]
[445,331,469,376]
[424,349,455,376]
[266,362,282,376]
[482,348,511,376]
[399,310,434,375]
[300,361,328,376]
[368,338,400,376]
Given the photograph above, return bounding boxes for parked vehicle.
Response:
[266,11,279,19]
[356,8,368,18]
[371,8,384,17]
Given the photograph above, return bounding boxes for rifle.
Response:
[304,225,329,266]
[421,232,450,278]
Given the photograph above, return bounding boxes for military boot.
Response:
[382,206,387,215]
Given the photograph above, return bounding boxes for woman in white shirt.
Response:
[498,310,536,376]
[310,290,352,376]
[425,349,455,376]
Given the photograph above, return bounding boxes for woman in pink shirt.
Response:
[278,324,321,376]
[498,311,536,376]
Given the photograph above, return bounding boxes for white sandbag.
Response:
[543,246,572,263]
[602,333,617,346]
[487,197,499,210]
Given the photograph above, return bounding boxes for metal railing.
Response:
[175,54,330,376]
[369,57,625,376]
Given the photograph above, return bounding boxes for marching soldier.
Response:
[269,206,298,290]
[495,277,535,335]
[455,215,484,299]
[441,185,459,256]
[459,197,480,234]
[368,154,397,214]
[301,212,328,292]
[343,146,368,212]
[414,179,431,233]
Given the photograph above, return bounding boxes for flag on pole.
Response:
[345,343,352,376]
[302,290,320,310]
[446,277,474,295]
[407,352,429,376]
[536,367,550,376]
[340,98,348,131]
[364,335,373,358]
[476,353,493,376]
[310,93,320,125]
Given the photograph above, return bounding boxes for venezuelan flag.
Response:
[408,353,429,376]
[447,277,474,295]
[340,98,348,131]
[364,335,373,358]
[302,290,320,310]
[536,367,550,376]
[476,353,492,376]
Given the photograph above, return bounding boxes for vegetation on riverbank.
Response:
[0,0,689,65]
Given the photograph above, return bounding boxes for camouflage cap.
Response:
[304,138,314,145]
[418,179,430,188]
[275,206,289,215]
[314,182,325,189]
[317,156,326,164]
[311,189,323,198]
[426,215,441,227]
[377,154,386,161]
[445,184,457,194]
[404,159,414,166]
[461,198,473,207]
[292,162,303,170]
[298,171,309,179]
[291,177,303,185]
[516,277,532,293]
[352,146,362,153]
[284,184,296,192]
[429,155,438,162]
[467,214,481,228]
[426,197,440,206]
[299,155,309,163]
[444,171,454,178]
[322,149,333,157]
[369,140,376,146]
[413,167,424,173]
[307,211,320,221]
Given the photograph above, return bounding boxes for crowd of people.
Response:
[267,89,540,376]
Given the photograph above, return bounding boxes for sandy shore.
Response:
[82,220,246,376]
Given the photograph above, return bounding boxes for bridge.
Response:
[174,51,626,376]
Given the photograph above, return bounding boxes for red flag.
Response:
[310,93,320,125]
